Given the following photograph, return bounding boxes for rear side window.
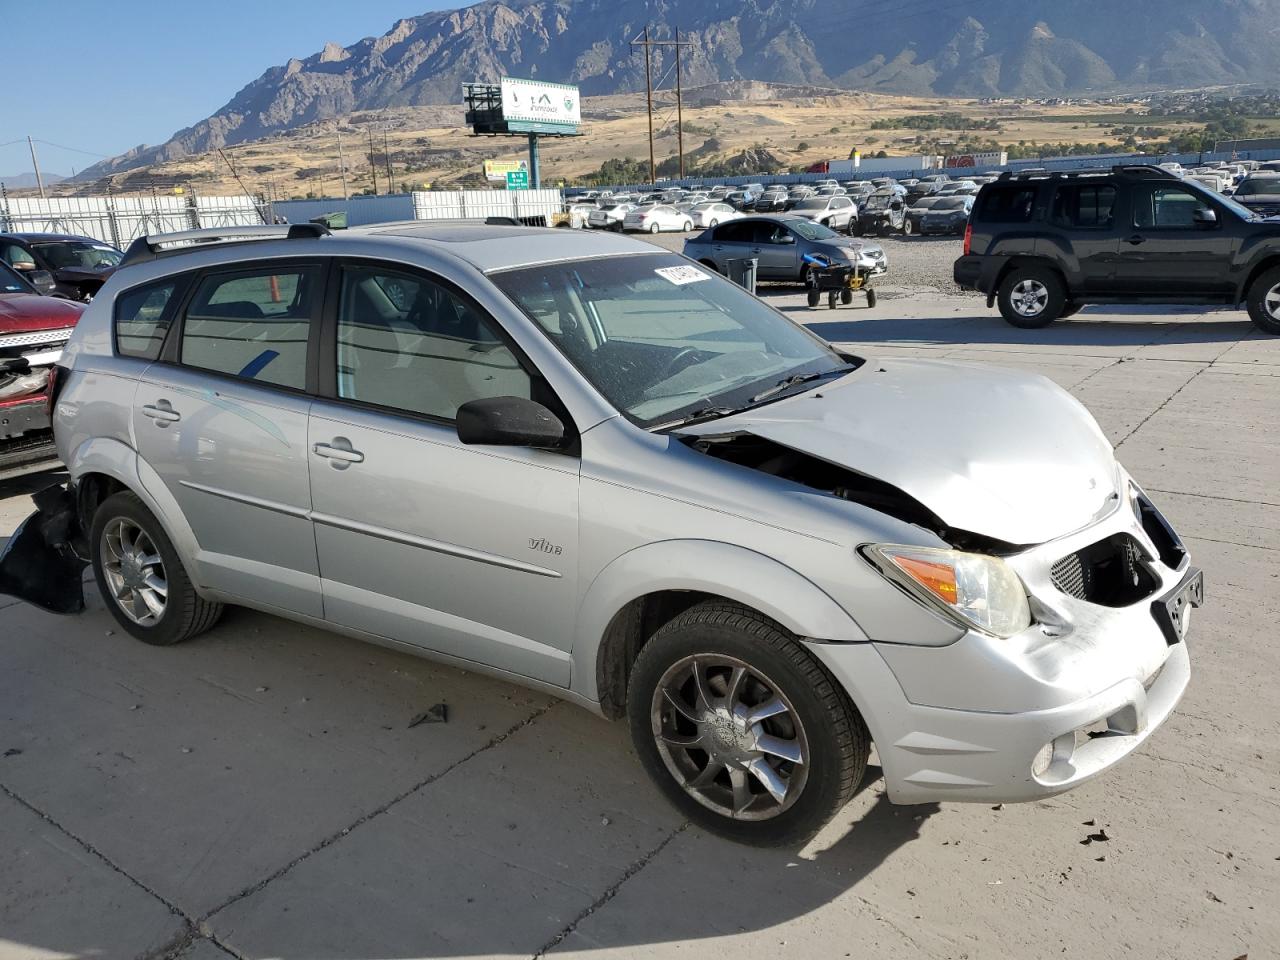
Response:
[115,281,179,360]
[180,267,318,390]
[714,222,754,243]
[1051,185,1117,229]
[979,186,1038,223]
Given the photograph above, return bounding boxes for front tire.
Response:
[627,602,869,847]
[91,492,223,646]
[997,265,1066,329]
[682,220,693,232]
[1246,266,1280,334]
[903,219,915,237]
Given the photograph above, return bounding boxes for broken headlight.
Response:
[867,544,1032,638]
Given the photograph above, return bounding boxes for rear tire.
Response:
[683,220,693,232]
[1245,266,1280,334]
[649,222,660,234]
[903,219,915,237]
[626,601,870,847]
[865,287,877,309]
[997,265,1065,329]
[806,288,821,308]
[91,492,223,646]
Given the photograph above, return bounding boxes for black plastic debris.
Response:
[408,703,448,727]
[1079,828,1110,845]
[0,484,87,614]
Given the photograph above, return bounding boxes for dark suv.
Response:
[954,165,1280,333]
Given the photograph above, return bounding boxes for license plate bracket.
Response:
[1151,567,1204,646]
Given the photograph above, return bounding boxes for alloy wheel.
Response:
[1011,278,1049,317]
[1266,283,1280,321]
[100,519,168,626]
[650,654,809,821]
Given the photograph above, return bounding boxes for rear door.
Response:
[132,262,323,616]
[306,261,579,686]
[708,221,755,270]
[1116,183,1235,296]
[1046,182,1123,294]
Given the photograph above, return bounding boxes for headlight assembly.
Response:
[866,544,1032,638]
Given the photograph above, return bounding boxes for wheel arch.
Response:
[987,256,1069,308]
[1238,255,1280,306]
[574,540,867,719]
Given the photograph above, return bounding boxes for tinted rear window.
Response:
[978,186,1038,223]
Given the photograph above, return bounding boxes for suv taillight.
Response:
[963,223,973,256]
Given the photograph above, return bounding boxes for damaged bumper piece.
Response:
[0,483,87,614]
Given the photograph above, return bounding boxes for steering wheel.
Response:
[657,347,704,381]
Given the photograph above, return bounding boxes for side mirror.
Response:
[777,233,796,244]
[456,396,566,449]
[1193,207,1218,227]
[27,269,55,295]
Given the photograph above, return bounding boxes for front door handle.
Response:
[1124,235,1147,245]
[141,400,181,426]
[313,438,364,469]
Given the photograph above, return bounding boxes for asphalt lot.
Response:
[2,289,1278,960]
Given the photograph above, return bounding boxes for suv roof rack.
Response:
[119,223,330,267]
[997,164,1181,182]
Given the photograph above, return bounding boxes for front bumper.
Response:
[809,638,1189,804]
[808,487,1196,805]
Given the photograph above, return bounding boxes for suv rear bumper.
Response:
[953,254,983,291]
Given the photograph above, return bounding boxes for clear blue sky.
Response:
[0,0,455,177]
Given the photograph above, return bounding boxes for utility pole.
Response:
[383,127,394,193]
[367,128,379,194]
[27,136,46,199]
[630,28,694,184]
[336,128,349,199]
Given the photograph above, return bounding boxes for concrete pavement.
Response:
[2,296,1277,960]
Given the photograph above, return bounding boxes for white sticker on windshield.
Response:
[655,265,711,286]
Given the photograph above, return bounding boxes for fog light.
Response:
[1032,742,1055,777]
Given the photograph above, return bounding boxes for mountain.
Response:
[1,172,68,190]
[77,0,1280,180]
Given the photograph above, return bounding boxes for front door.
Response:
[132,263,324,617]
[307,262,578,686]
[1116,184,1235,296]
[753,221,800,279]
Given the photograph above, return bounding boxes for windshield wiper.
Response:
[749,368,847,404]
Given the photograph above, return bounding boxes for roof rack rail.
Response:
[997,163,1181,182]
[119,223,330,267]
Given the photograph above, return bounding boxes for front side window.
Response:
[335,265,530,422]
[0,242,36,269]
[1134,186,1214,230]
[493,254,853,428]
[180,267,317,389]
[116,280,179,360]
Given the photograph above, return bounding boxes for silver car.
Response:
[683,216,886,283]
[27,223,1199,846]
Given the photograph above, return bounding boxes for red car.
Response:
[1,260,84,478]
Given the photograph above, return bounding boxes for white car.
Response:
[687,202,742,229]
[566,203,597,229]
[623,204,694,234]
[587,203,634,231]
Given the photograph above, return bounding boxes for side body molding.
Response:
[570,538,868,703]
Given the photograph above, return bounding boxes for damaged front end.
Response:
[0,483,88,614]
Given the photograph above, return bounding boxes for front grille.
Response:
[1050,534,1157,607]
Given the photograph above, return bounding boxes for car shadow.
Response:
[803,307,1260,349]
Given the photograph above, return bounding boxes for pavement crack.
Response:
[533,821,688,957]
[0,778,195,931]
[200,701,557,924]
[1149,487,1280,510]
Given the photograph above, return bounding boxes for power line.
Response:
[33,138,111,158]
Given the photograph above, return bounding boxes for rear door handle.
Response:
[1125,235,1147,245]
[313,438,364,468]
[141,401,181,425]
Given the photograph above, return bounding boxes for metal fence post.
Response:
[105,187,121,250]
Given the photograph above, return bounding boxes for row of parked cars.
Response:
[567,173,999,237]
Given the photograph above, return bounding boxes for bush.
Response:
[796,141,811,151]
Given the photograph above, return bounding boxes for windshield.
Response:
[1238,178,1280,197]
[32,240,122,269]
[793,200,827,211]
[789,220,839,240]
[491,254,854,429]
[935,198,970,210]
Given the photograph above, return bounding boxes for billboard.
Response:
[500,77,581,130]
[484,159,529,182]
[945,151,1008,168]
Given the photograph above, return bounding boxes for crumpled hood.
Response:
[685,358,1120,545]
